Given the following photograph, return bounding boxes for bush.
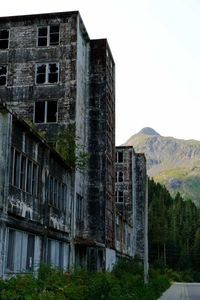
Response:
[0,261,171,300]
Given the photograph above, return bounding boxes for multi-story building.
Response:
[0,103,73,278]
[0,11,115,271]
[115,146,147,261]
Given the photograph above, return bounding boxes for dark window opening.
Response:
[118,152,123,163]
[50,25,59,45]
[118,171,123,182]
[36,63,58,84]
[47,101,57,122]
[48,63,58,83]
[38,27,48,46]
[34,101,57,123]
[37,25,59,47]
[0,30,9,49]
[118,191,124,202]
[36,64,46,84]
[0,66,7,86]
[26,235,35,271]
[34,101,45,123]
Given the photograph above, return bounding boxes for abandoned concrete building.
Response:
[0,10,115,276]
[115,146,147,261]
[0,11,147,277]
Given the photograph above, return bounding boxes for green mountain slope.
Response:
[124,127,200,206]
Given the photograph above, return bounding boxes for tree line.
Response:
[148,178,200,273]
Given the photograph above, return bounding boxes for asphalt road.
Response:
[158,283,200,300]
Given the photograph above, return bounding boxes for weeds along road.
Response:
[158,283,200,300]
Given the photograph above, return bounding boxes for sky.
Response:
[1,0,200,145]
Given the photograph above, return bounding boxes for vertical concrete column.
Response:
[0,108,12,277]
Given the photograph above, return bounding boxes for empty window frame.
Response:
[11,147,38,196]
[0,65,7,86]
[116,151,123,163]
[37,25,59,47]
[115,191,124,203]
[35,63,59,84]
[7,229,35,272]
[0,29,9,49]
[34,101,57,123]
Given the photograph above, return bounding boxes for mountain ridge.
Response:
[124,127,200,206]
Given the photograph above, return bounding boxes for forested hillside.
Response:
[148,178,200,276]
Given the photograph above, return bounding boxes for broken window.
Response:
[7,229,36,273]
[37,25,59,47]
[36,63,59,84]
[0,29,9,49]
[0,65,7,86]
[34,101,57,123]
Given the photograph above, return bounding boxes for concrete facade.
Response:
[0,11,115,272]
[115,146,147,261]
[0,11,148,277]
[0,104,73,278]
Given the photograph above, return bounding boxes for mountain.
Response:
[124,127,200,206]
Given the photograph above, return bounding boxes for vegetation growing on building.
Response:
[55,123,89,171]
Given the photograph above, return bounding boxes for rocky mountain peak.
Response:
[138,127,160,136]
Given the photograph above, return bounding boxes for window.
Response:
[34,101,57,123]
[116,151,123,163]
[118,171,123,182]
[48,176,67,210]
[11,147,38,197]
[37,25,59,47]
[116,171,123,183]
[47,239,64,268]
[115,191,124,203]
[36,63,59,84]
[76,194,83,221]
[7,229,35,272]
[0,65,7,86]
[0,29,9,49]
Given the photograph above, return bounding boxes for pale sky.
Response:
[1,0,200,145]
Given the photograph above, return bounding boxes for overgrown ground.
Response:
[0,259,170,300]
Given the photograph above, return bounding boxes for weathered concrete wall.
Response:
[115,147,147,260]
[0,11,116,272]
[0,12,79,141]
[0,107,73,277]
[88,40,115,249]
